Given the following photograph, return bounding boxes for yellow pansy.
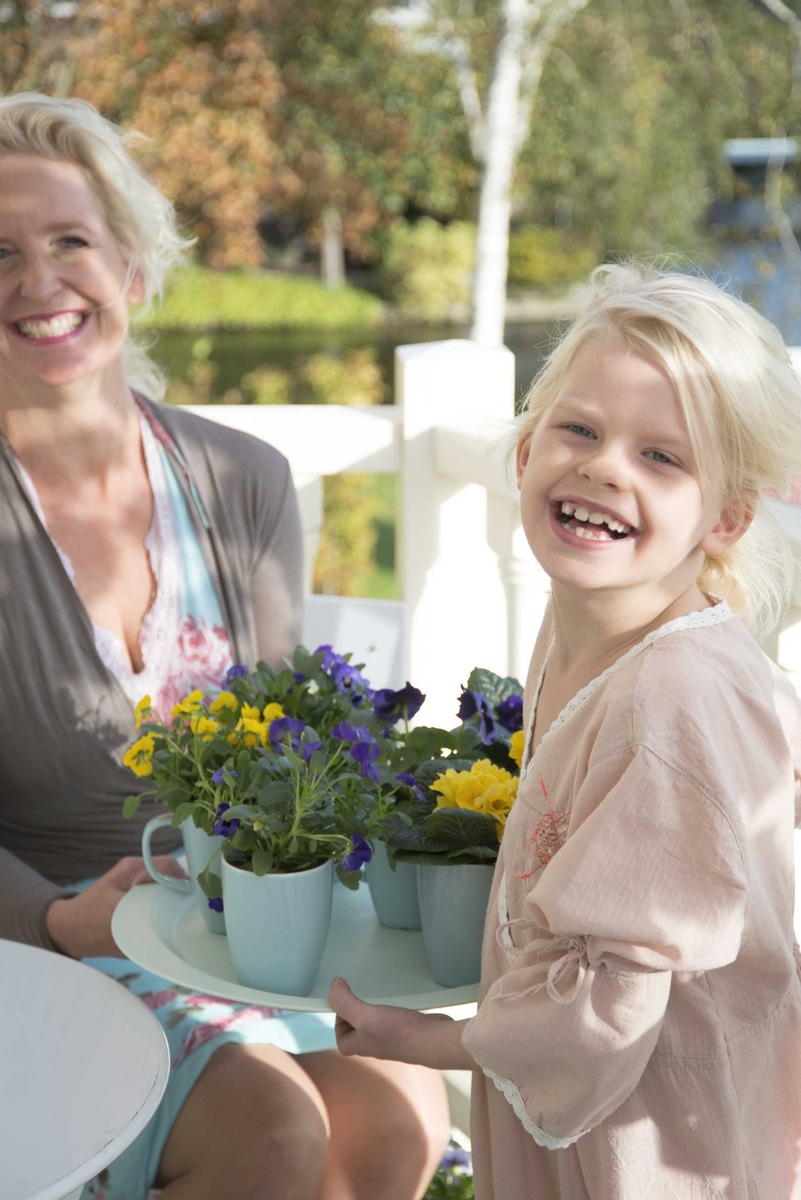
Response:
[509,729,525,769]
[235,717,269,747]
[262,702,285,724]
[209,691,238,716]
[171,689,204,719]
[123,733,156,778]
[190,714,219,741]
[134,694,152,730]
[241,703,262,722]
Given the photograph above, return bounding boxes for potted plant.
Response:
[384,669,525,987]
[123,647,383,989]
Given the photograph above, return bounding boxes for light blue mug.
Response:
[142,813,226,934]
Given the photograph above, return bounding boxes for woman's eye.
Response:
[58,235,88,249]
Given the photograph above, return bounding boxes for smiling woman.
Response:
[0,94,449,1200]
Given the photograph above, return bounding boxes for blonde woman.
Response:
[0,92,449,1200]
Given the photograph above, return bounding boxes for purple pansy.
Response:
[496,693,524,732]
[212,802,241,838]
[395,770,427,803]
[332,721,381,781]
[339,833,373,872]
[211,768,236,786]
[223,664,248,686]
[439,1143,472,1177]
[372,683,425,724]
[269,716,307,752]
[330,658,372,705]
[457,687,496,745]
[301,739,324,762]
[207,897,224,913]
[314,644,343,672]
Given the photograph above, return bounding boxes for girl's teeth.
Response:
[559,500,631,535]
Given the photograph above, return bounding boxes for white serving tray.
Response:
[112,881,480,1013]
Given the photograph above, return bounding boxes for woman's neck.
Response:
[0,369,141,487]
[548,581,712,677]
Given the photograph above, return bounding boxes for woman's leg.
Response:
[154,1042,331,1200]
[297,1050,451,1200]
[153,1044,450,1200]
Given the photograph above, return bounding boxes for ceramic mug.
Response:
[141,813,226,934]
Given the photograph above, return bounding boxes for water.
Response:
[150,321,554,408]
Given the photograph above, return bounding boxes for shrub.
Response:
[378,219,476,319]
[507,225,599,290]
[136,266,383,332]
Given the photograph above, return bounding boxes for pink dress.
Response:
[463,601,801,1199]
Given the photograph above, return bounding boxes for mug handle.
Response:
[142,814,192,893]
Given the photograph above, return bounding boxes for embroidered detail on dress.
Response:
[483,1067,590,1149]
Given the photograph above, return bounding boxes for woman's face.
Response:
[0,153,142,397]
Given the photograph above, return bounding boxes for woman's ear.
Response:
[701,496,754,556]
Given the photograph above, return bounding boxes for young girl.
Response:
[329,262,801,1199]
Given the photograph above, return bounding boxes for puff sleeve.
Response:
[461,743,748,1148]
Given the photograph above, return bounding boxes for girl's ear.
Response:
[701,496,754,556]
[516,435,532,487]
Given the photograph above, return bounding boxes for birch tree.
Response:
[416,0,590,344]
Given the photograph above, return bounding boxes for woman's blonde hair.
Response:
[0,91,193,400]
[516,261,801,637]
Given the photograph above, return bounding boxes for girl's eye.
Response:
[564,422,594,438]
[645,449,677,467]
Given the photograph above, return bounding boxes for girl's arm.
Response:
[328,978,477,1071]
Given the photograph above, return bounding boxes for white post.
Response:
[397,339,516,726]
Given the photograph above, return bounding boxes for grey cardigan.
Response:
[0,400,303,949]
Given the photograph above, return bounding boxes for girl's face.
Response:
[0,153,142,397]
[516,333,744,607]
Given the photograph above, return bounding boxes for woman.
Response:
[0,92,450,1200]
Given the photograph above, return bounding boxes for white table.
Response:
[0,939,170,1200]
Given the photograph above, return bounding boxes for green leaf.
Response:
[466,668,523,709]
[122,793,142,819]
[252,847,274,876]
[335,866,363,890]
[171,801,196,825]
[426,807,499,850]
[197,865,222,899]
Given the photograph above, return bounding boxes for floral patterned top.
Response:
[14,407,234,720]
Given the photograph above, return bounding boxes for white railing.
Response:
[189,338,801,722]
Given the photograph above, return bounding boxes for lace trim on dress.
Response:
[525,601,733,771]
[483,1067,590,1149]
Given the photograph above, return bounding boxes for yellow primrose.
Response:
[171,689,204,719]
[262,702,285,723]
[134,694,151,730]
[123,733,156,778]
[509,729,525,769]
[190,714,219,742]
[209,691,238,715]
[431,759,518,839]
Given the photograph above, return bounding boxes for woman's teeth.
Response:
[16,313,83,339]
[559,500,633,539]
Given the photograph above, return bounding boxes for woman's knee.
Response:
[157,1042,330,1198]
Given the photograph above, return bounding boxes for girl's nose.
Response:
[578,442,631,489]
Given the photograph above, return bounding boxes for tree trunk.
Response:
[470,0,529,346]
[321,207,345,290]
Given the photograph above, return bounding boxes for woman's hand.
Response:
[46,855,187,959]
[328,978,476,1071]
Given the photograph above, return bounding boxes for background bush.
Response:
[137,266,383,332]
[378,219,476,319]
[507,225,600,289]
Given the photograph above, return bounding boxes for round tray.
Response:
[112,882,480,1013]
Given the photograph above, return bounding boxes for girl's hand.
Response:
[328,977,476,1071]
[46,855,187,959]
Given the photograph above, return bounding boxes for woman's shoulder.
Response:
[142,398,292,481]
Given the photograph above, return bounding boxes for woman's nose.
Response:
[18,251,62,301]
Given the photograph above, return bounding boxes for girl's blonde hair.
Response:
[517,261,801,637]
[0,91,193,400]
